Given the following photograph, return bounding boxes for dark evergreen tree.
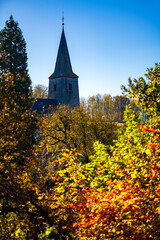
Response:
[0,15,31,105]
[0,15,28,76]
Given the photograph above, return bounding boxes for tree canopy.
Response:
[81,94,130,122]
[39,104,119,163]
[34,63,160,239]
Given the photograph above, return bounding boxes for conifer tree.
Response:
[0,15,31,104]
[0,17,38,238]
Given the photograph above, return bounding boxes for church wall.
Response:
[48,77,79,108]
[64,78,80,108]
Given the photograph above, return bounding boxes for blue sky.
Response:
[0,0,160,99]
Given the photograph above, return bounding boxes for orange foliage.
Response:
[70,179,160,239]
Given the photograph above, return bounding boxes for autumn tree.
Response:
[33,84,48,98]
[0,73,38,238]
[0,16,38,239]
[2,63,159,239]
[69,63,160,239]
[0,76,74,240]
[35,63,159,239]
[82,94,130,122]
[39,105,118,163]
[113,95,130,122]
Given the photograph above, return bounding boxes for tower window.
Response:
[54,84,56,91]
[69,83,72,91]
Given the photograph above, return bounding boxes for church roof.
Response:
[32,98,58,114]
[49,28,78,79]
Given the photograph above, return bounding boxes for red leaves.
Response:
[70,182,141,238]
[32,183,39,191]
[139,125,149,132]
[139,124,160,135]
[70,180,160,239]
[147,142,160,151]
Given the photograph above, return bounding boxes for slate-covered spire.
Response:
[49,26,78,79]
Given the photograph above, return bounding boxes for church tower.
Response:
[48,21,79,108]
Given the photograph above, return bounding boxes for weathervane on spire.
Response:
[62,12,64,29]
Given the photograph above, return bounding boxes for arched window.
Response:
[69,83,72,90]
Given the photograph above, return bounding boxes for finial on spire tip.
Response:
[62,12,64,28]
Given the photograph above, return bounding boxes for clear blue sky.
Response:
[0,0,160,99]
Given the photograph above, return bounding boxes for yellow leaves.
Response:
[32,184,39,195]
[144,141,160,157]
[38,195,44,200]
[145,149,151,156]
[4,112,10,117]
[123,155,129,160]
[37,192,49,200]
[132,204,140,210]
[156,207,160,214]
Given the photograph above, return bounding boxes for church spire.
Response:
[49,22,78,79]
[62,12,64,29]
[48,20,79,108]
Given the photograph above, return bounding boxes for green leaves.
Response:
[122,63,160,118]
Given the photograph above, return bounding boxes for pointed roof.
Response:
[49,28,78,79]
